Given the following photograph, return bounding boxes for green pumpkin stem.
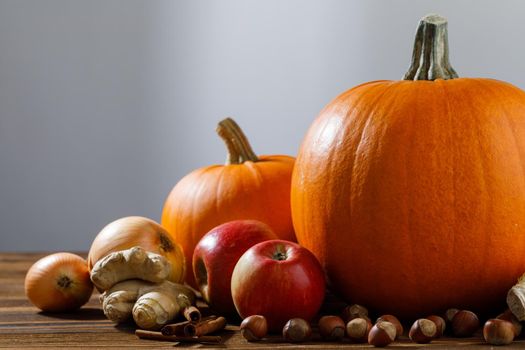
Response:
[403,14,458,81]
[216,118,259,165]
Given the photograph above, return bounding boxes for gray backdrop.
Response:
[1,0,524,251]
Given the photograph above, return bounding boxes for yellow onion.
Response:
[87,216,185,284]
[25,252,93,312]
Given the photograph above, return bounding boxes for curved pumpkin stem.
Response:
[403,14,458,81]
[216,118,259,165]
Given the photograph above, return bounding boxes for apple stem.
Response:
[273,252,287,261]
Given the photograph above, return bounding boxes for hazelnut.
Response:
[452,310,480,337]
[497,309,522,337]
[346,317,372,343]
[445,308,459,323]
[427,315,446,337]
[376,315,403,338]
[318,315,345,341]
[342,304,369,322]
[368,321,396,347]
[409,319,437,344]
[283,318,312,342]
[240,315,268,342]
[483,319,515,345]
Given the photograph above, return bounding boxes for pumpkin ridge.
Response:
[439,81,485,308]
[339,82,401,301]
[484,80,525,295]
[503,103,525,276]
[301,82,393,271]
[383,83,422,311]
[481,79,525,282]
[403,83,422,311]
[349,81,398,187]
[370,82,439,311]
[244,159,265,186]
[213,166,227,228]
[398,82,446,311]
[458,80,496,306]
[480,79,525,192]
[348,81,399,212]
[191,171,217,251]
[437,78,457,309]
[478,81,507,304]
[323,81,392,120]
[475,81,502,300]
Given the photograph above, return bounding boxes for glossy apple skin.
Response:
[231,240,326,332]
[193,220,277,315]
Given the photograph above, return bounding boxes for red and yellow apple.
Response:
[192,220,277,315]
[231,240,326,332]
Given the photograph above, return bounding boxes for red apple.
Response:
[231,240,326,332]
[193,220,277,315]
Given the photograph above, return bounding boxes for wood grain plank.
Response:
[1,252,523,349]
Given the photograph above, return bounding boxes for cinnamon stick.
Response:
[184,316,227,336]
[161,320,190,336]
[135,329,222,344]
[161,315,218,336]
[183,305,202,322]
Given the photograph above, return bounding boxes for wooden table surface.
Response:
[1,252,525,349]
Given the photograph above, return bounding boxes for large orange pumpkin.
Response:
[162,118,295,286]
[291,14,525,318]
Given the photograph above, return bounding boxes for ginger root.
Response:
[90,246,171,291]
[133,283,195,330]
[92,246,196,330]
[507,274,525,321]
[100,278,195,330]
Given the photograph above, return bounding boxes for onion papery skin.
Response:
[25,252,93,312]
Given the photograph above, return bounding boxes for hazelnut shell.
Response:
[445,308,459,323]
[376,314,403,338]
[342,304,369,323]
[497,309,522,337]
[427,315,446,337]
[283,318,311,343]
[318,315,345,340]
[240,315,268,342]
[346,317,372,343]
[452,310,480,337]
[368,321,396,347]
[409,319,436,344]
[483,319,514,345]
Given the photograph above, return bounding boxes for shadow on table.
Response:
[172,329,235,348]
[117,325,236,347]
[114,322,137,334]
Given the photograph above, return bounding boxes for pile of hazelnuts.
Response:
[239,305,522,346]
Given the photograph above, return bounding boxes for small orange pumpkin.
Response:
[292,15,525,317]
[162,118,295,286]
